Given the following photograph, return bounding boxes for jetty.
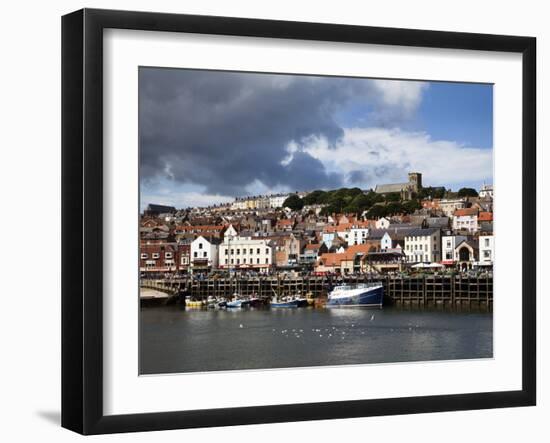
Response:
[140,274,492,308]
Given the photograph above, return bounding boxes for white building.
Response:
[268,194,289,209]
[190,236,219,271]
[479,184,494,199]
[439,199,467,217]
[441,234,467,263]
[231,198,248,210]
[479,235,495,266]
[404,228,441,263]
[219,236,275,272]
[452,208,480,233]
[375,217,391,229]
[350,226,369,245]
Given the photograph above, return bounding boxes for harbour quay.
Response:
[140,274,493,309]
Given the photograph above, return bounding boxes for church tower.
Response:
[408,172,422,192]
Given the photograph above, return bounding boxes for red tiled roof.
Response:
[305,243,320,250]
[175,225,225,232]
[454,208,478,217]
[318,244,375,267]
[478,212,493,222]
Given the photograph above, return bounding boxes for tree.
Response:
[457,187,479,198]
[302,190,327,205]
[384,192,401,202]
[350,193,373,213]
[282,194,304,211]
[366,205,388,219]
[402,199,422,214]
[386,202,404,215]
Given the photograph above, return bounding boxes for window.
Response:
[446,240,451,248]
[237,259,240,264]
[203,252,207,258]
[425,254,428,262]
[231,249,234,255]
[257,258,260,264]
[198,243,203,249]
[231,259,234,264]
[257,248,260,254]
[265,258,269,264]
[250,248,253,254]
[485,238,490,247]
[193,252,197,258]
[140,253,148,259]
[484,250,491,259]
[236,249,240,255]
[243,258,247,264]
[152,253,160,259]
[225,259,228,264]
[225,249,228,255]
[265,248,269,254]
[165,252,173,259]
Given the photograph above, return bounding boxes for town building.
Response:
[349,223,370,245]
[452,208,480,233]
[177,243,191,273]
[140,243,179,274]
[455,239,479,271]
[316,244,377,274]
[479,184,494,199]
[438,199,467,217]
[190,236,220,272]
[266,233,302,268]
[299,243,328,267]
[174,224,226,240]
[441,234,467,264]
[479,234,495,267]
[269,193,290,208]
[218,236,275,272]
[403,228,441,263]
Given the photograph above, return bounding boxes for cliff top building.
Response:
[374,172,422,200]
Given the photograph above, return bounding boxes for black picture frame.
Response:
[62,8,536,435]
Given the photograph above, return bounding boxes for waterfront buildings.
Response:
[140,243,179,273]
[479,234,495,266]
[140,175,494,275]
[403,228,441,263]
[218,235,275,272]
[190,236,220,272]
[441,234,468,264]
[455,239,479,270]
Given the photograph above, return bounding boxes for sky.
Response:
[139,68,493,210]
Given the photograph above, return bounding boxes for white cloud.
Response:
[371,80,428,116]
[302,127,493,190]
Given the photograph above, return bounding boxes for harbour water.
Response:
[140,305,493,374]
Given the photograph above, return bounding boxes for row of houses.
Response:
[140,219,494,275]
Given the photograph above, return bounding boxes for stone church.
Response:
[374,172,422,200]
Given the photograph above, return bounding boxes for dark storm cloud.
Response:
[139,68,413,195]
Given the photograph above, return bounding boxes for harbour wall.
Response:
[141,275,493,308]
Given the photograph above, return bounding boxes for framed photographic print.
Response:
[61,8,536,435]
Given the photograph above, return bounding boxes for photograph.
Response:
[138,67,494,375]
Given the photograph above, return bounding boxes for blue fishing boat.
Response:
[226,295,250,308]
[270,297,300,308]
[326,282,384,308]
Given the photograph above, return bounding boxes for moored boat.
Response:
[226,294,251,308]
[270,298,300,308]
[326,282,383,308]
